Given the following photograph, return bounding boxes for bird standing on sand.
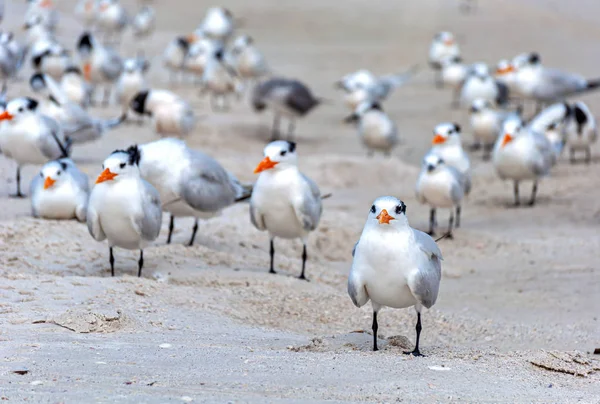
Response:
[228,35,269,83]
[428,32,460,88]
[252,78,321,141]
[87,146,162,277]
[116,57,150,117]
[130,89,195,137]
[59,66,92,108]
[348,196,442,355]
[460,63,509,108]
[137,138,252,246]
[30,158,89,222]
[346,101,398,157]
[0,97,69,197]
[250,141,323,280]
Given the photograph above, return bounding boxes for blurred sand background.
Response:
[0,0,599,402]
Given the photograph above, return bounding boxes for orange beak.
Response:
[96,168,118,184]
[253,156,278,174]
[43,176,56,190]
[496,65,515,75]
[40,0,53,8]
[0,110,13,121]
[432,134,446,145]
[376,209,395,225]
[83,63,91,82]
[501,134,513,147]
[186,34,198,43]
[444,39,454,46]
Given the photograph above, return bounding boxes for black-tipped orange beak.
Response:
[376,209,395,225]
[254,157,278,174]
[0,110,13,120]
[96,168,118,184]
[43,177,56,189]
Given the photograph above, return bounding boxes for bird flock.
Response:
[0,1,597,356]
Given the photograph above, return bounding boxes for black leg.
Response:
[447,210,454,239]
[188,219,199,247]
[287,119,295,141]
[528,181,538,206]
[298,244,308,281]
[468,143,482,152]
[455,205,461,228]
[269,238,276,274]
[404,312,424,356]
[109,247,115,277]
[570,148,575,164]
[372,311,379,351]
[271,114,280,140]
[138,250,144,277]
[10,166,25,198]
[483,144,493,161]
[434,70,442,89]
[166,215,175,244]
[427,208,436,236]
[513,181,520,206]
[585,147,591,164]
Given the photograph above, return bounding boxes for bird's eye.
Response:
[370,205,376,213]
[18,107,23,112]
[119,163,126,169]
[57,171,61,176]
[280,150,287,156]
[39,172,43,177]
[395,205,403,215]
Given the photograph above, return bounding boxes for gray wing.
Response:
[86,197,106,241]
[138,180,162,241]
[29,173,43,217]
[447,165,470,197]
[180,150,238,212]
[37,116,66,159]
[285,80,319,115]
[376,65,419,98]
[409,229,443,309]
[541,69,587,97]
[101,50,124,81]
[293,174,322,231]
[529,132,555,175]
[61,158,90,193]
[495,80,509,106]
[249,199,266,231]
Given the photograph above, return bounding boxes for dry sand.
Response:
[1,0,600,402]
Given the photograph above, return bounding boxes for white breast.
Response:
[417,170,459,208]
[33,180,81,220]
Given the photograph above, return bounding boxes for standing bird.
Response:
[492,120,555,206]
[252,78,321,141]
[426,123,471,227]
[25,0,59,32]
[469,98,519,159]
[87,146,162,277]
[163,36,193,85]
[198,7,235,41]
[250,141,323,280]
[564,102,597,164]
[416,154,466,237]
[440,56,470,108]
[31,42,71,81]
[201,48,242,111]
[131,6,155,40]
[75,0,97,27]
[228,35,269,83]
[428,32,460,88]
[116,57,150,119]
[60,66,92,107]
[137,138,252,246]
[30,158,89,222]
[96,0,128,46]
[76,32,124,106]
[460,63,508,108]
[129,89,195,137]
[348,196,442,355]
[346,101,398,157]
[0,97,69,197]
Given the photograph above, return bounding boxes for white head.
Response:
[514,52,540,69]
[123,57,149,74]
[432,122,462,147]
[422,153,446,174]
[338,69,376,92]
[0,97,40,123]
[366,196,409,228]
[471,63,490,79]
[95,145,141,184]
[232,34,252,52]
[434,31,455,47]
[470,98,493,114]
[254,141,298,174]
[38,159,71,190]
[500,119,524,148]
[495,59,516,77]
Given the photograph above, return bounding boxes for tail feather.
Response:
[585,79,600,91]
[321,193,332,200]
[235,183,253,202]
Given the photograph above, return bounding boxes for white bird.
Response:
[23,14,55,48]
[0,97,69,197]
[252,78,322,141]
[59,66,92,108]
[137,138,252,246]
[492,119,555,206]
[31,42,71,81]
[116,57,149,115]
[348,196,442,354]
[184,36,220,81]
[460,63,509,108]
[336,69,377,93]
[0,32,25,79]
[96,0,128,45]
[129,89,195,137]
[0,36,19,85]
[469,98,522,159]
[30,158,89,222]
[428,31,460,87]
[494,59,519,97]
[131,6,155,40]
[347,101,398,157]
[87,146,162,277]
[440,56,470,107]
[199,7,235,41]
[564,102,597,163]
[527,102,569,160]
[250,140,323,280]
[25,0,59,33]
[201,48,243,111]
[228,35,269,82]
[76,32,124,106]
[163,36,193,85]
[416,154,466,237]
[75,0,97,27]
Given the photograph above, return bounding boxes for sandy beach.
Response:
[1,0,599,402]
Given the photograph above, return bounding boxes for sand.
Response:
[1,0,600,402]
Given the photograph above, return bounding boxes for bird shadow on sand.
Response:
[287,333,415,354]
[473,194,553,209]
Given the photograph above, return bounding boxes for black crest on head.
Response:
[214,48,224,60]
[59,161,67,170]
[395,201,407,215]
[176,36,190,51]
[32,49,51,69]
[126,145,141,166]
[130,90,149,115]
[287,141,296,153]
[65,66,82,75]
[563,102,572,118]
[453,123,461,133]
[371,102,383,111]
[574,105,588,135]
[529,52,540,64]
[77,32,93,53]
[29,72,46,91]
[25,97,39,110]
